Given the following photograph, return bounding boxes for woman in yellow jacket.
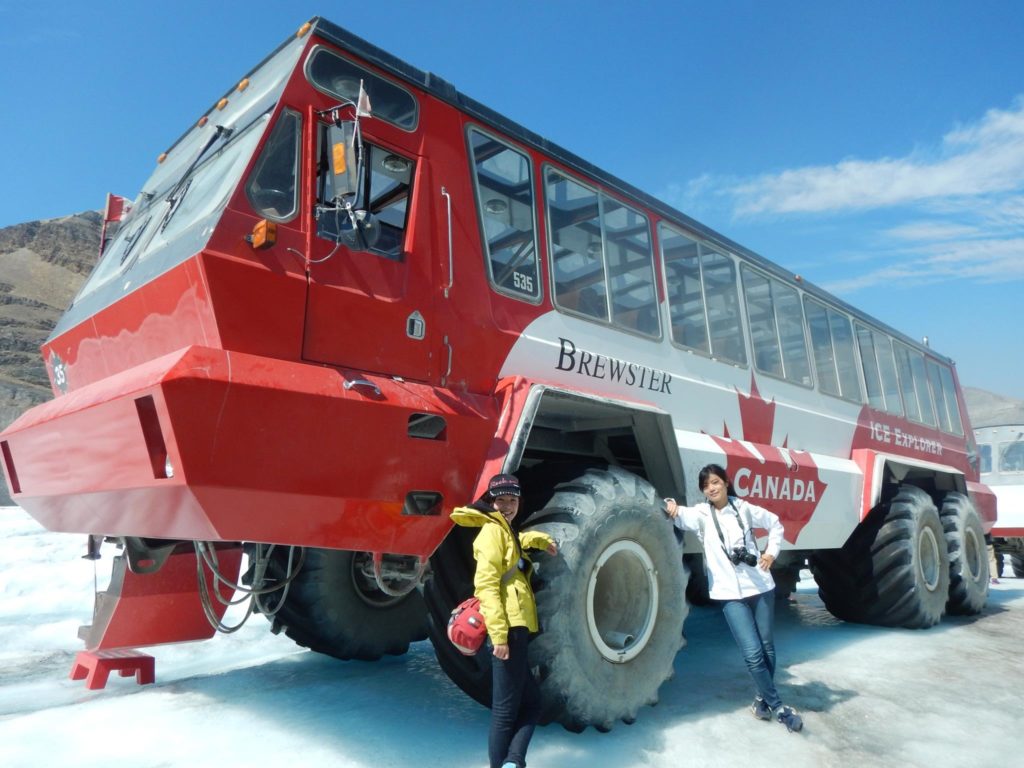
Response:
[451,473,557,768]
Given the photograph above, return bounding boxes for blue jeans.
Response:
[489,626,541,768]
[721,590,781,710]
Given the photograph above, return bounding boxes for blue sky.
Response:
[3,1,1023,399]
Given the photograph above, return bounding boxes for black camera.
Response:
[730,547,758,567]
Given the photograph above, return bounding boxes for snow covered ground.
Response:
[1,505,1021,768]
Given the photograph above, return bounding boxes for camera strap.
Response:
[708,499,754,561]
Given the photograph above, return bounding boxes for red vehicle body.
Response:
[974,424,1024,576]
[0,18,996,730]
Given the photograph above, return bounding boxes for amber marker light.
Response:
[216,97,229,111]
[332,142,348,175]
[157,152,168,164]
[247,219,277,250]
[237,78,250,92]
[198,115,209,127]
[297,22,311,37]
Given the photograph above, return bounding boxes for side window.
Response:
[468,129,540,300]
[306,48,418,130]
[830,311,861,402]
[855,325,903,416]
[659,223,745,364]
[547,171,606,320]
[908,350,937,427]
[701,248,746,365]
[316,125,414,260]
[925,361,947,430]
[660,225,708,353]
[1000,438,1024,473]
[546,170,658,336]
[938,365,964,435]
[979,443,992,474]
[893,343,922,422]
[893,342,936,426]
[926,359,962,434]
[741,266,810,385]
[246,110,301,221]
[856,325,885,410]
[876,331,903,416]
[805,299,837,396]
[775,282,811,386]
[743,268,781,376]
[805,298,862,401]
[603,198,657,336]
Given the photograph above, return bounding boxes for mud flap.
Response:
[79,545,242,650]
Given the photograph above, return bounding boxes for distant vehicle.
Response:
[0,16,996,731]
[974,424,1024,576]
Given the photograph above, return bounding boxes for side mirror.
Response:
[320,118,378,253]
[327,122,359,200]
[338,209,381,251]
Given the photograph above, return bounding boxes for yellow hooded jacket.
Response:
[450,505,555,645]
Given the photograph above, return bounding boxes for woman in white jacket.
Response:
[665,463,803,733]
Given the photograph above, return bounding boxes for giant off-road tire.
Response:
[527,466,688,732]
[1012,553,1024,579]
[809,484,949,629]
[940,492,988,614]
[250,546,427,661]
[424,465,688,731]
[421,460,602,710]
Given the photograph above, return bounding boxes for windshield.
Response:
[76,116,268,300]
[55,29,307,336]
[153,119,267,247]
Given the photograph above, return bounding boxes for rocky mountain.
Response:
[0,211,99,504]
[963,386,1024,428]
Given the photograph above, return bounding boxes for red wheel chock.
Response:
[69,649,155,690]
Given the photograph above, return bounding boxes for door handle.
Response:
[441,186,453,298]
[343,378,381,397]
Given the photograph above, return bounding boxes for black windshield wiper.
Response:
[160,125,234,231]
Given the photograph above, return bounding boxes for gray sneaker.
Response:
[776,705,804,732]
[750,696,772,721]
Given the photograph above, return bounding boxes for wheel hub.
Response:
[351,551,419,607]
[586,539,658,663]
[918,525,941,591]
[963,525,983,582]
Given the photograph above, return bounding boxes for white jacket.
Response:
[671,496,784,600]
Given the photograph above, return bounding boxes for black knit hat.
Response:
[487,473,521,498]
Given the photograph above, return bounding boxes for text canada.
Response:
[733,467,818,502]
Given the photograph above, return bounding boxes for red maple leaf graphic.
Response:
[736,377,776,445]
[708,374,827,544]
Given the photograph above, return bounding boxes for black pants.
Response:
[489,626,540,768]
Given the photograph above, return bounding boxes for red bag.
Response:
[447,596,487,655]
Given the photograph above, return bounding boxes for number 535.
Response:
[512,272,534,292]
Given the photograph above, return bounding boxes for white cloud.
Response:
[672,99,1024,296]
[823,234,1024,293]
[723,98,1024,216]
[882,221,979,242]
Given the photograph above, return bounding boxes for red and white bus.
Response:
[0,17,995,731]
[975,424,1024,576]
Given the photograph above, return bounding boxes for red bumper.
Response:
[967,480,998,532]
[1,346,496,557]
